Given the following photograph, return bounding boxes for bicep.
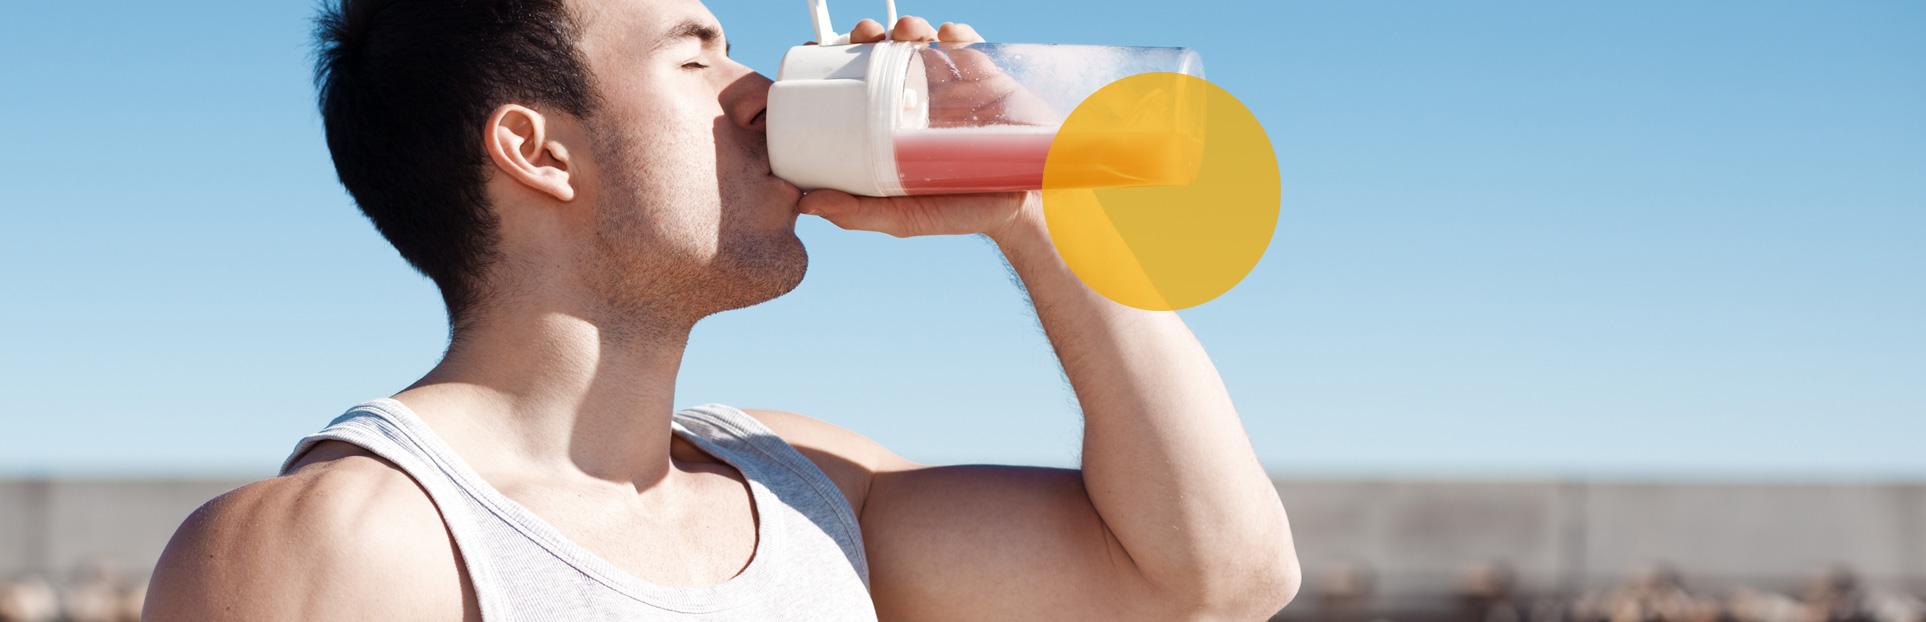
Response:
[740,408,1180,619]
[862,464,1178,621]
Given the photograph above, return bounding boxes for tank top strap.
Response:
[277,399,879,619]
[672,403,871,587]
[277,399,511,619]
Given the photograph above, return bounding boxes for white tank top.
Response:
[278,398,879,620]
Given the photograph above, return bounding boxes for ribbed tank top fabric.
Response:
[277,398,878,620]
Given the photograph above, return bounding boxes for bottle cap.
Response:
[770,0,919,196]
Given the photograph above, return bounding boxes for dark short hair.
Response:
[313,0,600,322]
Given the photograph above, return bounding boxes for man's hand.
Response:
[797,16,1041,241]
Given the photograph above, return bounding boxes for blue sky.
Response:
[1,0,1921,478]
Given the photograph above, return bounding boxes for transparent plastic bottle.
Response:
[768,1,1206,197]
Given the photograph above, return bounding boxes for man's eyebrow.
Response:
[657,19,727,54]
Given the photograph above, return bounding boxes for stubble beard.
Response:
[583,128,808,339]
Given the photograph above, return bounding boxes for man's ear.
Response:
[484,104,576,202]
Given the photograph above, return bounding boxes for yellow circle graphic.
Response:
[1041,72,1279,311]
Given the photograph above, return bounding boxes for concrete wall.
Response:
[1,478,248,580]
[1576,482,1926,585]
[1277,479,1926,599]
[0,480,50,576]
[1276,480,1582,597]
[2,477,1921,597]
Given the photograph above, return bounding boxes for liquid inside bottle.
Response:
[894,126,1205,195]
[887,43,1206,196]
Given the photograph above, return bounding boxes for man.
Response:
[144,0,1301,619]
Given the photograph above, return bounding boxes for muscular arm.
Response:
[793,16,1298,619]
[758,204,1298,621]
[989,201,1300,614]
[144,444,475,621]
[746,406,1159,620]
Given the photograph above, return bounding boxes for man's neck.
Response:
[393,305,696,489]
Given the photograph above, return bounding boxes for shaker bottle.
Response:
[767,0,1207,197]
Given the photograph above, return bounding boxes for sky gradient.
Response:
[2,0,1921,478]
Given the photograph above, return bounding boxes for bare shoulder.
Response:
[144,441,475,621]
[734,408,921,519]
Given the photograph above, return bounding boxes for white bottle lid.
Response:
[770,0,918,197]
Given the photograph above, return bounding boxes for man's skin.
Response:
[143,1,1300,620]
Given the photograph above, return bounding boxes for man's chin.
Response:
[704,230,808,315]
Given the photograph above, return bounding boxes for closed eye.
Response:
[683,61,711,70]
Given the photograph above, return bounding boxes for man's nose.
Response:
[722,70,774,133]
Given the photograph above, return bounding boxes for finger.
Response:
[848,18,887,43]
[891,16,938,42]
[918,47,1036,112]
[937,22,984,44]
[941,46,1012,83]
[799,191,919,237]
[917,36,1010,85]
[801,190,1023,238]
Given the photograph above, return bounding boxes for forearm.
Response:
[987,203,1299,608]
